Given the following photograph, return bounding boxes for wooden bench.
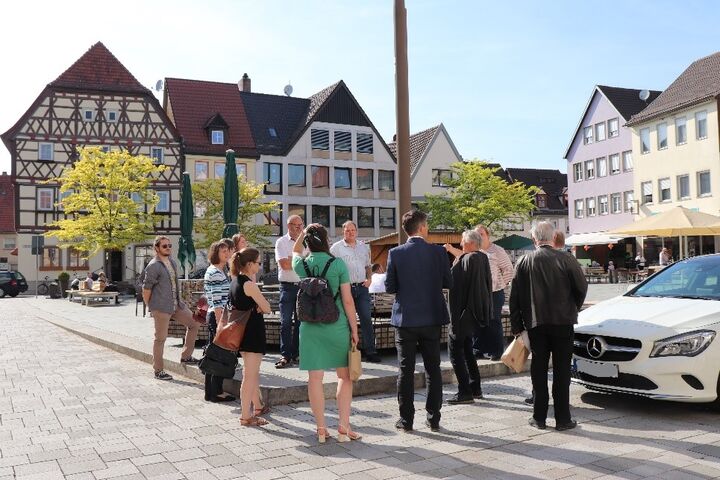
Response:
[67,290,119,306]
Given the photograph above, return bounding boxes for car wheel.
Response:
[9,291,18,297]
[711,373,720,412]
[0,288,5,298]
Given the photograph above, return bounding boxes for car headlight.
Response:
[650,330,716,357]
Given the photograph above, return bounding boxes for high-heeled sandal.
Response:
[337,425,362,442]
[240,416,268,427]
[254,404,271,416]
[317,427,331,443]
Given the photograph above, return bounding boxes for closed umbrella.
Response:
[222,149,239,238]
[177,172,196,276]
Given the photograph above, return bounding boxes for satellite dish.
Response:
[284,83,293,97]
[639,89,650,102]
[155,79,164,91]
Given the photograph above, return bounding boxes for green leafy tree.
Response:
[192,178,280,248]
[422,160,538,233]
[45,147,165,255]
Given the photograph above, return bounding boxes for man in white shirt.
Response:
[274,215,305,368]
[368,264,387,294]
[331,221,380,362]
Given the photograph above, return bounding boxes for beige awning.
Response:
[610,206,720,237]
[565,232,626,246]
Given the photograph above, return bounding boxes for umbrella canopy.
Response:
[610,206,720,237]
[494,234,534,250]
[177,172,196,273]
[222,149,239,238]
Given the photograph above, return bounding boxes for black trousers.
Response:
[204,311,224,399]
[528,325,574,424]
[395,325,443,426]
[448,332,482,396]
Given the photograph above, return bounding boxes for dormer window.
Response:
[211,130,224,145]
[536,194,547,208]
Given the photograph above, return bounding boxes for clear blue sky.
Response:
[1,0,719,175]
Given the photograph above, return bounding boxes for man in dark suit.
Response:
[385,210,452,432]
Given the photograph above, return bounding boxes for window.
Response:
[312,205,330,227]
[236,163,247,178]
[101,146,111,153]
[379,170,395,191]
[597,157,607,177]
[195,161,208,181]
[659,177,671,202]
[611,193,621,214]
[107,111,118,123]
[335,206,352,227]
[609,154,620,175]
[311,129,329,150]
[696,111,708,140]
[268,128,277,138]
[264,205,282,234]
[41,247,61,269]
[677,174,690,200]
[211,130,224,145]
[583,126,593,145]
[151,147,164,164]
[432,169,453,187]
[622,151,633,171]
[676,117,687,145]
[83,109,94,121]
[334,167,351,189]
[595,122,606,142]
[39,142,54,161]
[536,194,547,208]
[3,238,16,249]
[59,189,73,210]
[379,208,395,228]
[574,199,584,218]
[214,162,225,178]
[698,170,711,196]
[358,207,374,228]
[641,181,653,204]
[37,188,54,211]
[263,163,282,194]
[657,123,668,149]
[585,160,595,180]
[586,197,596,216]
[640,128,650,153]
[357,133,373,154]
[334,131,351,152]
[573,163,583,182]
[608,118,619,138]
[67,248,89,269]
[624,191,635,213]
[356,169,373,190]
[155,191,170,212]
[288,204,306,223]
[598,195,609,215]
[288,164,306,187]
[312,166,329,188]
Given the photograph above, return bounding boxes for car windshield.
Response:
[629,255,720,300]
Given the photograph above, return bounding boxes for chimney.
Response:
[241,73,251,92]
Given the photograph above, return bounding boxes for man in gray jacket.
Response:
[510,222,587,431]
[143,235,200,380]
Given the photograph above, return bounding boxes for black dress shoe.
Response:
[524,396,534,405]
[424,419,440,432]
[472,392,484,399]
[528,417,547,430]
[210,395,236,403]
[364,353,382,363]
[555,419,577,431]
[447,393,474,405]
[395,419,413,431]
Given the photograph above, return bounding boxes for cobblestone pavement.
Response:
[2,303,720,480]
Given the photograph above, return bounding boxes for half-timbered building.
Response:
[1,42,183,284]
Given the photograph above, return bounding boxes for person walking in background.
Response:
[386,210,452,432]
[510,222,587,431]
[232,233,248,252]
[142,236,200,381]
[274,215,306,369]
[230,248,272,427]
[202,240,235,403]
[659,247,671,266]
[447,230,492,404]
[330,220,380,363]
[368,264,386,294]
[292,224,361,443]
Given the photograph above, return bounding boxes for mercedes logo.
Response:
[586,336,606,359]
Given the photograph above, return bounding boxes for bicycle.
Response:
[37,275,52,296]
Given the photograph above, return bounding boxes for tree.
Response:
[422,160,539,233]
[192,178,280,248]
[45,147,166,255]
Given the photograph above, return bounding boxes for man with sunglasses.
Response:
[142,235,200,380]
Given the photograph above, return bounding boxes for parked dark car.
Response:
[0,271,29,297]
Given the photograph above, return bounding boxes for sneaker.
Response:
[555,419,577,431]
[424,419,440,432]
[154,370,173,381]
[180,356,200,364]
[395,419,413,431]
[364,353,382,363]
[528,417,546,430]
[447,393,474,405]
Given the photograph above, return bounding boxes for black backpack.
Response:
[296,258,340,324]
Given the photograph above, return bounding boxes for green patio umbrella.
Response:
[177,172,196,276]
[494,234,534,251]
[222,149,239,238]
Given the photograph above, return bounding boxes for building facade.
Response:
[0,172,17,271]
[502,168,569,238]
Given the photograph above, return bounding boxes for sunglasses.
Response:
[159,244,172,249]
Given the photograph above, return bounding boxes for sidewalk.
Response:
[19,295,523,406]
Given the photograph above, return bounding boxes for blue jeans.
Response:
[473,290,505,357]
[351,284,376,355]
[279,283,300,360]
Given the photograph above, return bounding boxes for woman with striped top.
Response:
[203,240,235,402]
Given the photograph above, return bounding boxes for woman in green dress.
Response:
[292,224,361,443]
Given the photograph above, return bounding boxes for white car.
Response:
[572,254,720,408]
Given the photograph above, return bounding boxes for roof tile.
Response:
[388,125,440,174]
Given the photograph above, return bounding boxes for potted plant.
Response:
[57,271,70,297]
